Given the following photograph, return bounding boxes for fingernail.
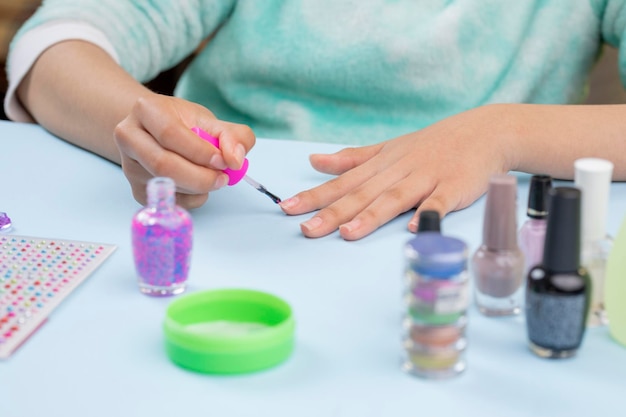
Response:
[279,196,300,210]
[209,154,227,170]
[408,220,418,233]
[340,219,361,234]
[301,216,323,232]
[234,144,246,167]
[215,174,229,189]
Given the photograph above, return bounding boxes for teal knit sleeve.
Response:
[596,0,626,88]
[11,0,236,82]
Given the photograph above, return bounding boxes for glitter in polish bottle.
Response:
[131,177,193,296]
[525,187,591,358]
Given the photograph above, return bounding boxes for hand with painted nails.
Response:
[279,105,514,240]
[114,93,255,209]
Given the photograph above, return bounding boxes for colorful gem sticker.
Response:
[0,235,116,359]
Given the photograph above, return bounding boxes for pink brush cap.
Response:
[191,126,249,185]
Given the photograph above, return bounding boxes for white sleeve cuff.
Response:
[4,20,120,122]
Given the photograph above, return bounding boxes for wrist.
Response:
[479,103,525,173]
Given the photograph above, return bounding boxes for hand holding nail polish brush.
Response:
[191,127,281,204]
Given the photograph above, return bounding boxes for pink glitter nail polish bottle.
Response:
[132,177,193,296]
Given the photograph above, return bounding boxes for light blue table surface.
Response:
[1,120,625,417]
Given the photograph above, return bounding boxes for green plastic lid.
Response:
[163,288,295,374]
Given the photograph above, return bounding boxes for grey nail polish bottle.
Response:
[525,187,591,358]
[472,174,525,316]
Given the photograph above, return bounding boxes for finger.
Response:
[279,149,391,215]
[121,156,210,209]
[406,183,469,233]
[335,176,437,240]
[309,143,383,175]
[198,122,256,171]
[176,192,209,209]
[298,167,421,238]
[130,96,227,168]
[122,159,151,205]
[115,125,229,194]
[279,165,382,216]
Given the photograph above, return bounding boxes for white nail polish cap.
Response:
[574,158,614,244]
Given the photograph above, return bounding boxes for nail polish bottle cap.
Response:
[192,126,249,185]
[417,211,441,233]
[542,187,582,272]
[574,158,613,244]
[405,233,468,277]
[527,175,552,219]
[482,174,519,251]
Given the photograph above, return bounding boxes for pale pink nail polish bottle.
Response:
[472,174,525,316]
[519,175,552,275]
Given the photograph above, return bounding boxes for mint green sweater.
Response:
[10,1,626,145]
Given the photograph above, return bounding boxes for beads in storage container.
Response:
[402,233,469,379]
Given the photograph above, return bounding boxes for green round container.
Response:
[163,288,295,374]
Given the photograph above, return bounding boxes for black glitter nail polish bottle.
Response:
[525,187,591,358]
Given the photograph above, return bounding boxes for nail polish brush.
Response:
[192,127,281,204]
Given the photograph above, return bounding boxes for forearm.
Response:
[17,40,153,164]
[499,103,626,180]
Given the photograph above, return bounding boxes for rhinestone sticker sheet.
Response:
[0,235,116,359]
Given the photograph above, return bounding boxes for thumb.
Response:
[309,143,383,175]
